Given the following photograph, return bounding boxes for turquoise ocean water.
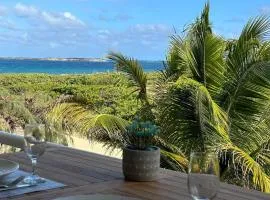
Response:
[0,59,163,74]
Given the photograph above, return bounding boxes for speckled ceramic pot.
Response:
[122,146,160,181]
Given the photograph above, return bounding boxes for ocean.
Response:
[0,59,163,74]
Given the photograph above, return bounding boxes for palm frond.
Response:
[158,76,229,154]
[250,136,270,170]
[257,41,270,60]
[239,16,270,43]
[162,35,190,81]
[218,18,270,143]
[221,17,270,109]
[221,144,270,192]
[107,52,148,102]
[222,60,270,136]
[169,27,226,98]
[47,103,129,148]
[188,2,212,36]
[161,150,188,172]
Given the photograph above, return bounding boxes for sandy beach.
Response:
[8,127,122,159]
[69,136,122,158]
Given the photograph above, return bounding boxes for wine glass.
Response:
[23,124,47,184]
[187,152,220,200]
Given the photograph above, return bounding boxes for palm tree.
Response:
[48,2,270,192]
[157,3,270,192]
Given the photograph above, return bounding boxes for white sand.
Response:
[69,136,122,158]
[12,127,122,159]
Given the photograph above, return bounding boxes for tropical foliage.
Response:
[160,3,270,192]
[0,73,145,145]
[159,3,270,192]
[1,2,270,193]
[48,3,270,192]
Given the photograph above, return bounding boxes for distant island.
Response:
[0,57,109,62]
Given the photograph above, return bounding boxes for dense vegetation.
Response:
[48,3,270,193]
[0,73,152,141]
[0,2,270,194]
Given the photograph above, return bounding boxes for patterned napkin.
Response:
[0,170,65,198]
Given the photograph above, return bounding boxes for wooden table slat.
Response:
[0,146,269,200]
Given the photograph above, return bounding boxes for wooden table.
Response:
[0,146,269,200]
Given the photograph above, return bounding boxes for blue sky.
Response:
[0,0,269,60]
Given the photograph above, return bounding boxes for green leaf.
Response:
[107,52,148,103]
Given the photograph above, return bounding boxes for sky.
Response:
[0,0,269,60]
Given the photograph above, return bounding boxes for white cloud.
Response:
[63,12,76,21]
[0,3,170,59]
[0,34,10,42]
[22,32,27,39]
[0,31,28,44]
[141,40,152,46]
[98,29,110,34]
[41,11,85,28]
[0,5,8,16]
[15,3,39,17]
[0,17,17,30]
[14,3,86,30]
[93,23,172,52]
[130,24,170,34]
[49,42,60,48]
[259,6,270,14]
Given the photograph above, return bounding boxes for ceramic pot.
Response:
[122,146,160,181]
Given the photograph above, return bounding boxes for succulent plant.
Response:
[126,117,160,150]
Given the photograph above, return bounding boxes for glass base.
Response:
[191,196,209,200]
[23,175,46,185]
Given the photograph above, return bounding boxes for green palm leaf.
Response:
[47,103,129,149]
[250,134,270,170]
[158,76,229,154]
[221,144,270,192]
[169,17,226,98]
[48,103,128,132]
[161,150,188,172]
[221,16,270,112]
[239,16,270,43]
[188,2,212,36]
[107,52,148,103]
[162,36,190,81]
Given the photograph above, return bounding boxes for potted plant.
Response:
[122,118,160,181]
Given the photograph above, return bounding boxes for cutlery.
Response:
[0,176,25,188]
[0,183,37,192]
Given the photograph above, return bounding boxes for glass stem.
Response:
[31,158,37,176]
